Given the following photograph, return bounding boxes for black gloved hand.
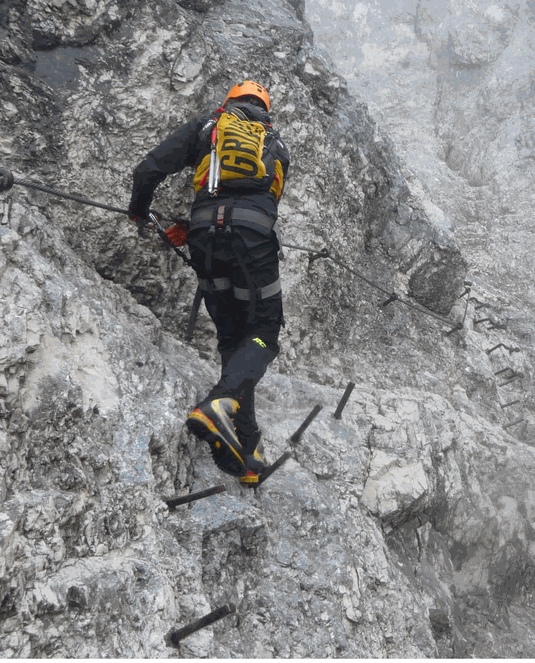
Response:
[165,221,188,247]
[127,206,147,227]
[128,207,161,238]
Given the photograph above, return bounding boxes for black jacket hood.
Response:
[224,101,272,125]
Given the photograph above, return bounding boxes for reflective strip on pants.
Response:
[198,277,232,292]
[233,278,282,301]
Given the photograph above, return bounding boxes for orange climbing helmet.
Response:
[223,80,270,111]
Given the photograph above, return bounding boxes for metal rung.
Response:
[494,367,514,376]
[489,344,521,354]
[501,400,521,409]
[290,404,322,443]
[165,485,226,509]
[333,382,355,420]
[168,604,236,646]
[499,375,522,387]
[487,344,504,354]
[256,451,292,487]
[503,418,524,430]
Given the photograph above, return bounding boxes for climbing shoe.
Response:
[238,429,268,486]
[239,449,267,486]
[186,397,247,477]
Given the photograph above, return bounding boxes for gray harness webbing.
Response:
[190,207,279,238]
[233,279,281,301]
[197,277,281,301]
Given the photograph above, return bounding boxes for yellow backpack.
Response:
[193,110,284,199]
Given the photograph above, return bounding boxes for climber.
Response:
[128,80,290,486]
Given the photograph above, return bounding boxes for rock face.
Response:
[1,0,535,658]
[306,0,535,305]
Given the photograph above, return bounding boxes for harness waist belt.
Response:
[190,208,275,235]
[198,277,281,300]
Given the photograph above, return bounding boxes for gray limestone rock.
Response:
[0,0,534,658]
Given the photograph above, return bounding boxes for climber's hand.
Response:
[165,221,188,247]
[127,207,147,229]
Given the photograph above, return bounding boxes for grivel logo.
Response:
[219,119,266,178]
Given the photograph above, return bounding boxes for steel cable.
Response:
[13,177,132,216]
[3,169,464,332]
[281,242,459,329]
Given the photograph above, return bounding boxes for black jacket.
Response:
[129,102,290,224]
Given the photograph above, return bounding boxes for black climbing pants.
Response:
[187,226,283,436]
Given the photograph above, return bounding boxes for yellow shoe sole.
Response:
[239,470,260,485]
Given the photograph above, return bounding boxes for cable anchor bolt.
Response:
[0,167,14,192]
[382,293,398,307]
[445,322,463,337]
[458,286,471,299]
[308,248,329,265]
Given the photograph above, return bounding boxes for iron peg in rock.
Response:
[501,400,521,409]
[290,404,322,444]
[444,322,463,337]
[167,603,236,647]
[503,418,524,430]
[256,451,292,488]
[333,381,355,419]
[494,367,515,377]
[487,343,505,354]
[382,293,398,307]
[498,373,522,387]
[165,484,226,509]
